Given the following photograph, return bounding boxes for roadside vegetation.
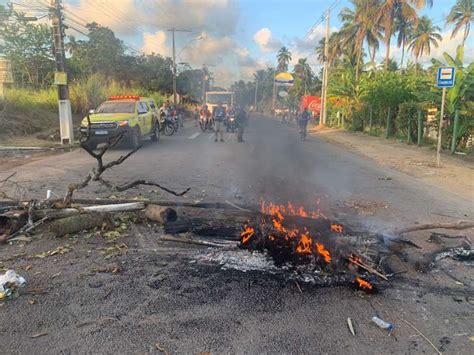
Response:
[0,1,472,152]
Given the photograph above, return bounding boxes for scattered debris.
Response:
[144,205,177,224]
[48,213,113,237]
[400,318,442,355]
[161,235,236,248]
[0,270,26,300]
[155,342,169,355]
[35,245,72,258]
[347,318,355,336]
[371,316,394,332]
[397,220,474,235]
[30,332,48,339]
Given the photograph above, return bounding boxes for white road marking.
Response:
[188,132,201,139]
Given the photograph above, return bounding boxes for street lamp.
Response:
[176,35,205,60]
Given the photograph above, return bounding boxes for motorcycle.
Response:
[226,114,237,132]
[199,111,213,132]
[160,111,176,136]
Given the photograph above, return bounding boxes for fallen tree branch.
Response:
[48,198,255,211]
[399,318,442,355]
[397,221,474,235]
[61,120,190,206]
[160,234,236,247]
[98,178,190,196]
[346,256,388,280]
[35,202,145,219]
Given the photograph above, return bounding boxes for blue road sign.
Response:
[436,67,455,88]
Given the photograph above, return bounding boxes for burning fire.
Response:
[355,276,373,290]
[241,226,255,244]
[260,200,325,220]
[296,234,312,254]
[256,200,334,264]
[330,223,343,233]
[315,242,332,263]
[238,200,380,293]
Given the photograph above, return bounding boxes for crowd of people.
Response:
[162,99,313,142]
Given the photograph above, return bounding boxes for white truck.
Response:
[205,91,235,114]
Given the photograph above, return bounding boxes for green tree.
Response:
[408,16,442,68]
[395,16,414,69]
[446,0,473,45]
[376,0,433,69]
[68,23,125,78]
[316,33,342,65]
[277,46,292,73]
[0,6,54,87]
[293,58,314,95]
[339,0,382,80]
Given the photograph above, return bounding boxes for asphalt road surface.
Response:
[0,117,472,354]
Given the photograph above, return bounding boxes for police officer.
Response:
[236,107,247,142]
[213,102,226,142]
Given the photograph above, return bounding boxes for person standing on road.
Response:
[298,107,311,139]
[213,102,226,142]
[236,106,247,142]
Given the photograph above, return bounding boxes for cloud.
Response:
[254,28,282,53]
[424,30,473,64]
[141,31,170,56]
[181,33,234,63]
[66,0,140,35]
[66,0,238,37]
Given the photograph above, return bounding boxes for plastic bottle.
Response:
[371,316,394,332]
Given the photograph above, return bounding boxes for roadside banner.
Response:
[300,95,321,114]
[274,72,294,86]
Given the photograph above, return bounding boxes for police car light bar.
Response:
[109,95,140,100]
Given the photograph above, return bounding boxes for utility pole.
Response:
[320,10,330,126]
[168,28,191,105]
[50,0,73,144]
[201,64,215,103]
[254,77,259,111]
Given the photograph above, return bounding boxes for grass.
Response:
[0,75,169,142]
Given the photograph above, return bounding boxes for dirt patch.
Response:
[313,128,474,200]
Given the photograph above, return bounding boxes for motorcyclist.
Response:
[213,102,226,142]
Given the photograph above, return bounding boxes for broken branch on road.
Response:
[62,129,190,207]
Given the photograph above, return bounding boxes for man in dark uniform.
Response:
[236,106,247,142]
[213,102,226,142]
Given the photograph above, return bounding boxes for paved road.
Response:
[7,116,472,227]
[1,117,473,354]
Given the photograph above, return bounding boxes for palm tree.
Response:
[408,16,442,69]
[447,0,473,45]
[293,58,313,94]
[376,0,433,69]
[395,16,414,70]
[316,32,345,65]
[339,0,382,80]
[277,46,292,73]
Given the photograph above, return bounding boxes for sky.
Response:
[2,0,472,87]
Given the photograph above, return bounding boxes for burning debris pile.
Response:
[237,201,383,291]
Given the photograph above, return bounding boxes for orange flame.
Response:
[355,277,373,290]
[315,243,332,263]
[241,226,255,244]
[296,234,312,254]
[331,224,343,233]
